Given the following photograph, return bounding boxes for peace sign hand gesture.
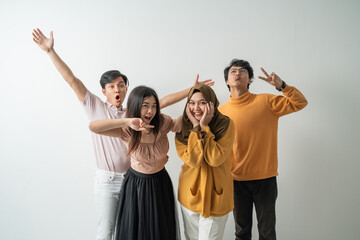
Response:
[258,67,283,89]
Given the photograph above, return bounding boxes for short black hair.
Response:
[224,59,254,91]
[100,70,128,89]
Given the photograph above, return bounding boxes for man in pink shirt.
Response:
[32,28,213,240]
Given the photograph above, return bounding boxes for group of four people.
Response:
[33,28,307,240]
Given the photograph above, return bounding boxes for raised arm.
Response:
[32,28,87,102]
[159,74,214,109]
[258,67,308,116]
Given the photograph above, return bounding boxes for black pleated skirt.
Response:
[113,167,179,240]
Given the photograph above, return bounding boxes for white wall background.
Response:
[0,0,359,239]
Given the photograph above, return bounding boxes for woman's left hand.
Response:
[200,102,214,129]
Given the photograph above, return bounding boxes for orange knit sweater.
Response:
[218,85,307,181]
[176,121,235,218]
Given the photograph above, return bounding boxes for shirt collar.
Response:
[105,101,124,113]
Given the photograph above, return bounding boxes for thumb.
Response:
[50,31,54,39]
[194,74,199,85]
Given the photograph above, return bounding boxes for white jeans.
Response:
[181,205,229,240]
[94,169,125,240]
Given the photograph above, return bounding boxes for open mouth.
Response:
[144,116,152,121]
[115,95,120,101]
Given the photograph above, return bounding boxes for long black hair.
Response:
[126,86,161,155]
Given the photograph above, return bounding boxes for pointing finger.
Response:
[260,67,269,77]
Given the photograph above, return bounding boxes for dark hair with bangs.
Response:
[100,70,129,89]
[224,59,254,91]
[126,86,161,155]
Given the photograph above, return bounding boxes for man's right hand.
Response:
[32,28,54,53]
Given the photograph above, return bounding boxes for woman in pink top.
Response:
[89,86,180,240]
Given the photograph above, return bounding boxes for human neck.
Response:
[230,87,248,98]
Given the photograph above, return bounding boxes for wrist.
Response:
[276,80,286,91]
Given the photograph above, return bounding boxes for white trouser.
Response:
[180,205,229,240]
[94,169,125,240]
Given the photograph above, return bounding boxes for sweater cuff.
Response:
[281,84,291,94]
[190,125,207,140]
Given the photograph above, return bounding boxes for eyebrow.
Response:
[190,99,207,102]
[142,101,157,105]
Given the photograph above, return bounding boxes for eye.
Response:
[189,102,195,106]
[110,85,114,88]
[200,101,207,105]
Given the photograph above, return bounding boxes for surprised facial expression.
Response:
[141,96,157,124]
[102,77,128,108]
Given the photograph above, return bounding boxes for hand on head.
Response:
[193,74,215,87]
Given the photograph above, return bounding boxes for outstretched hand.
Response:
[200,102,214,128]
[194,74,214,87]
[32,28,54,53]
[258,67,283,89]
[128,118,154,132]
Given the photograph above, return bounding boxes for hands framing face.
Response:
[186,102,214,129]
[32,28,54,53]
[258,67,283,89]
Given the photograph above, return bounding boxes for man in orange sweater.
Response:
[218,59,308,240]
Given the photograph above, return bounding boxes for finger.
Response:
[37,28,45,37]
[204,104,209,116]
[209,102,215,113]
[143,124,155,128]
[193,74,199,85]
[186,106,194,119]
[258,76,269,81]
[260,67,269,77]
[33,38,39,44]
[32,32,39,40]
[50,31,53,39]
[33,29,41,38]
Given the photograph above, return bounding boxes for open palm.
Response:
[32,28,54,52]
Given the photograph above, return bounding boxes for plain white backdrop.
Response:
[0,0,359,239]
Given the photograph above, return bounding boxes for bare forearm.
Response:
[159,87,190,109]
[47,48,77,84]
[47,48,87,101]
[89,118,131,134]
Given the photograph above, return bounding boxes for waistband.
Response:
[128,167,166,178]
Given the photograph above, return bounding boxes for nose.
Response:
[114,86,120,92]
[147,107,155,114]
[194,103,201,110]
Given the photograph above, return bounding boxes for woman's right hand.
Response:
[32,28,54,53]
[128,118,154,132]
[186,104,200,128]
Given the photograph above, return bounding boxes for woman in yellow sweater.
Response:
[175,84,235,240]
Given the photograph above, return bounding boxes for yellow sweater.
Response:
[176,120,235,218]
[218,85,308,181]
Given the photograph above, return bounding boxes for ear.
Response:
[102,88,106,96]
